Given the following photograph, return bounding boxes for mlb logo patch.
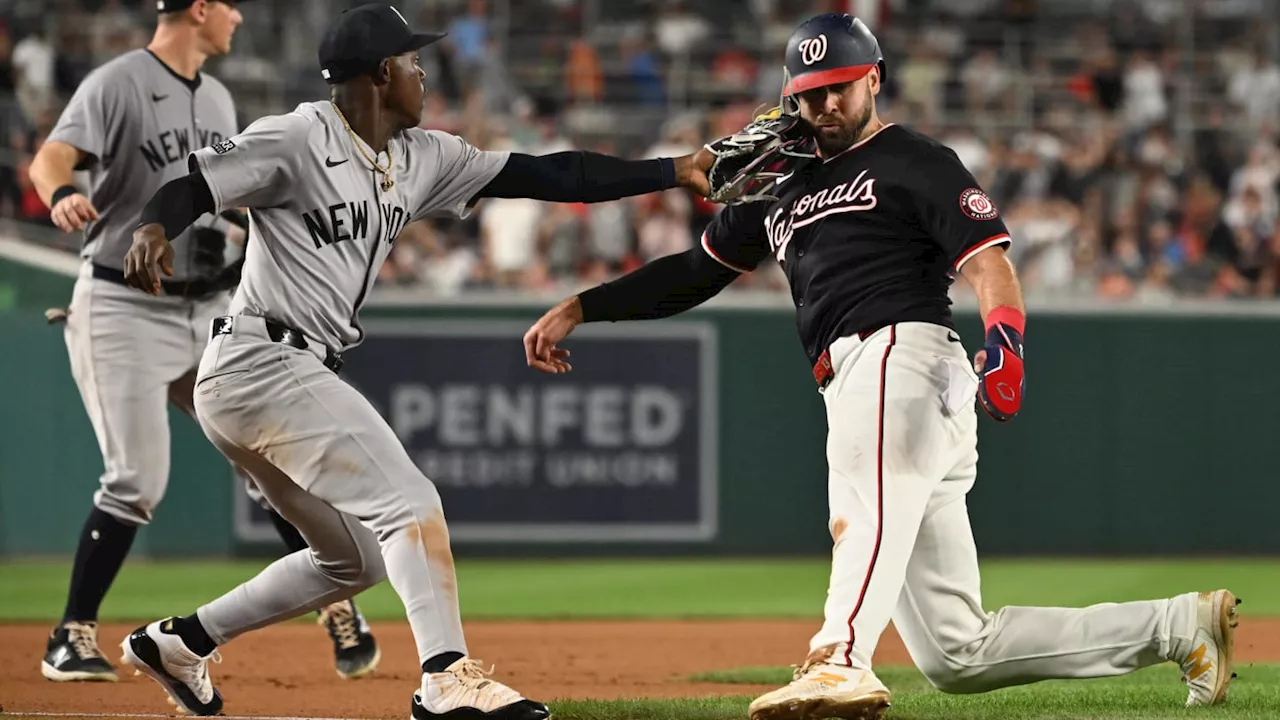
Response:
[212,140,237,154]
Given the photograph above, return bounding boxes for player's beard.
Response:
[815,101,874,158]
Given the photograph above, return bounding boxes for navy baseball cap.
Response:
[318,3,446,84]
[156,0,256,13]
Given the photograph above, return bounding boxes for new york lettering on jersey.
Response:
[138,120,227,172]
[189,100,507,353]
[701,123,1012,364]
[302,199,411,249]
[47,49,237,280]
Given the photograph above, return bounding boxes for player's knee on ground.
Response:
[93,471,169,525]
[910,636,996,694]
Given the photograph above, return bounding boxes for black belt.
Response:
[92,263,224,299]
[211,316,344,374]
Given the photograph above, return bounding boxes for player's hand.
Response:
[974,323,1025,422]
[523,296,582,374]
[50,193,99,232]
[124,223,175,295]
[674,148,715,197]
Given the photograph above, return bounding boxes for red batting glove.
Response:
[976,308,1025,422]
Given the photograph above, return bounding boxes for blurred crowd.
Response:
[2,0,1280,301]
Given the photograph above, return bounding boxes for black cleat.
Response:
[41,621,118,682]
[319,600,381,679]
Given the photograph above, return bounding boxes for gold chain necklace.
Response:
[331,102,395,192]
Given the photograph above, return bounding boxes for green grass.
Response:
[672,665,1280,719]
[3,557,1280,622]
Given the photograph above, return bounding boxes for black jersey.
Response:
[701,123,1012,365]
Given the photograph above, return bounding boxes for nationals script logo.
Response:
[764,169,879,262]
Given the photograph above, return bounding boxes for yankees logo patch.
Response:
[799,34,828,65]
[959,187,998,220]
[212,139,237,155]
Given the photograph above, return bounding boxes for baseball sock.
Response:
[423,652,465,673]
[62,507,138,624]
[265,508,309,553]
[168,614,217,656]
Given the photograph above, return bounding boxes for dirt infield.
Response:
[4,618,1280,717]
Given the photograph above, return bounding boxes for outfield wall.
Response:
[3,247,1279,557]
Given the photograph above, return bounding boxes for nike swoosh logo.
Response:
[325,157,349,168]
[151,93,168,102]
[775,171,795,185]
[947,333,961,343]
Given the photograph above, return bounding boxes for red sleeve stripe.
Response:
[700,230,752,274]
[953,233,1011,271]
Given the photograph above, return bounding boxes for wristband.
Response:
[658,157,676,190]
[51,184,80,208]
[984,306,1025,337]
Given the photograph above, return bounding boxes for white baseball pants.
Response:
[808,322,1198,691]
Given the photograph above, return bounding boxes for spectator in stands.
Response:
[960,47,1013,119]
[564,37,603,105]
[634,188,692,262]
[12,23,53,124]
[1227,49,1280,135]
[1121,50,1167,134]
[16,116,49,226]
[535,201,586,286]
[896,41,946,126]
[447,0,490,72]
[616,27,666,107]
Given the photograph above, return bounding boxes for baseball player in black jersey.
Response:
[525,12,1239,720]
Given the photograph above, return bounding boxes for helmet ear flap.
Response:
[780,67,799,115]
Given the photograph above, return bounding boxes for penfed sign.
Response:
[334,318,718,543]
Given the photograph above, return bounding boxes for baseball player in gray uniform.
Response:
[113,3,716,716]
[29,0,378,685]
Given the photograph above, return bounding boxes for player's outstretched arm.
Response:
[958,245,1026,422]
[473,147,715,205]
[523,248,741,374]
[524,200,769,373]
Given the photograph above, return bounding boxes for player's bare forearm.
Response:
[30,141,84,208]
[959,245,1024,323]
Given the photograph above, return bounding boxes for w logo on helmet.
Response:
[798,34,827,65]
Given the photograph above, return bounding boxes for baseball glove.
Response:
[704,107,818,205]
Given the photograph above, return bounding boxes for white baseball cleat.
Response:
[119,618,223,716]
[1176,589,1240,707]
[749,659,891,720]
[411,657,550,720]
